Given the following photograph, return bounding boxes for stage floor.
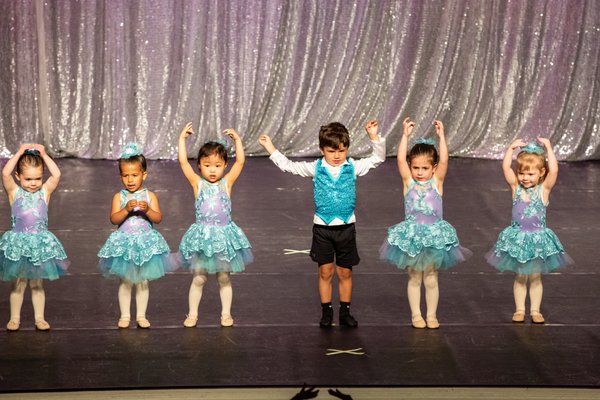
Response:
[0,157,599,393]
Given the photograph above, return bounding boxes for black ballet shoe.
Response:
[319,307,333,327]
[339,313,358,327]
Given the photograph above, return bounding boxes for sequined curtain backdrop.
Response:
[0,0,598,159]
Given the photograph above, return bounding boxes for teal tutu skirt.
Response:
[486,226,573,274]
[380,220,471,271]
[98,229,173,283]
[178,222,253,273]
[0,231,69,281]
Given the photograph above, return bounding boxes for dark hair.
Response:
[197,141,228,164]
[118,154,147,173]
[318,122,350,150]
[17,150,44,174]
[407,143,439,165]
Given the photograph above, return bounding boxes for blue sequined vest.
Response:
[313,159,356,224]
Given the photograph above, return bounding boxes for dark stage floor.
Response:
[0,157,599,392]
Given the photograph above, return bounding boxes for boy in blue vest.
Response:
[259,120,385,327]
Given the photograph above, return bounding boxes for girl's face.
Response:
[198,153,227,183]
[517,168,544,189]
[16,165,44,193]
[120,162,147,193]
[409,155,436,182]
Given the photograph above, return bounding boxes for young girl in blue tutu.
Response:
[0,144,69,331]
[380,118,471,329]
[98,143,172,329]
[177,123,253,328]
[486,138,573,324]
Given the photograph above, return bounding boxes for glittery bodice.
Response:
[405,178,443,224]
[511,185,546,232]
[195,179,231,227]
[313,159,356,224]
[118,189,152,233]
[11,188,48,234]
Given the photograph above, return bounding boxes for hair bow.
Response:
[120,142,143,158]
[520,142,544,155]
[415,138,436,146]
[23,148,40,156]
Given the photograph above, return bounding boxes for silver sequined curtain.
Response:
[1,0,599,160]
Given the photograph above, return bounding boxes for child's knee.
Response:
[192,273,208,287]
[217,272,231,286]
[28,279,44,290]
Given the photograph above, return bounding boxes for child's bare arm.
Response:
[224,129,245,189]
[139,191,163,224]
[109,193,134,225]
[2,144,31,200]
[178,122,200,190]
[433,120,448,183]
[538,137,558,192]
[503,139,525,189]
[398,117,414,184]
[36,144,61,199]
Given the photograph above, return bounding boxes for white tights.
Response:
[187,271,232,318]
[118,280,149,321]
[514,273,543,314]
[407,266,439,320]
[9,278,46,323]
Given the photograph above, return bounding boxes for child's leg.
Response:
[512,274,528,322]
[336,266,352,302]
[135,280,150,327]
[529,273,544,323]
[318,263,335,303]
[188,271,208,318]
[8,278,27,329]
[29,279,49,330]
[407,268,425,327]
[423,266,439,326]
[118,280,133,326]
[217,272,234,326]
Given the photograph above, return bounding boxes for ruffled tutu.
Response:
[0,231,69,281]
[486,226,573,274]
[178,222,253,274]
[380,220,471,271]
[98,229,173,283]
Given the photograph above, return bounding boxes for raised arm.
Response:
[36,144,61,200]
[397,117,414,185]
[538,137,558,194]
[258,134,277,155]
[503,139,526,190]
[178,122,201,190]
[433,120,448,183]
[224,128,245,190]
[2,144,31,201]
[259,134,317,177]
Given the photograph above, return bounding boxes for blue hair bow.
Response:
[415,138,436,146]
[120,142,143,158]
[520,142,544,155]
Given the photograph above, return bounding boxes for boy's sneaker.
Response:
[339,313,358,327]
[319,307,333,327]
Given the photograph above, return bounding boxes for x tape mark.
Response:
[283,248,310,255]
[325,348,365,356]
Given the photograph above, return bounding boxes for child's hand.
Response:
[32,144,47,157]
[402,117,415,137]
[536,137,551,148]
[510,139,527,150]
[136,201,149,213]
[18,143,34,154]
[258,134,277,154]
[223,128,240,142]
[180,122,194,139]
[433,120,444,137]
[125,199,138,212]
[364,119,379,139]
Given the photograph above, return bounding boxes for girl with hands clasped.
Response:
[177,123,253,328]
[98,143,173,329]
[486,138,573,324]
[380,118,471,329]
[0,144,69,331]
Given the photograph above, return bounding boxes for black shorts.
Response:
[310,223,360,269]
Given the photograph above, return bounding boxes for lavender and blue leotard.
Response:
[486,184,573,274]
[0,188,69,280]
[178,179,252,273]
[98,188,172,283]
[380,178,471,271]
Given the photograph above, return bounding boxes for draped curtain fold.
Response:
[1,0,598,160]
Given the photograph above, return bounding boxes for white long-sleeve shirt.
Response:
[269,137,386,225]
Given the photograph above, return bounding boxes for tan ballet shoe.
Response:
[411,316,426,329]
[6,319,20,331]
[531,312,545,324]
[183,315,198,328]
[117,318,130,329]
[220,314,234,327]
[512,311,526,323]
[136,318,151,329]
[426,317,440,329]
[35,320,50,331]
